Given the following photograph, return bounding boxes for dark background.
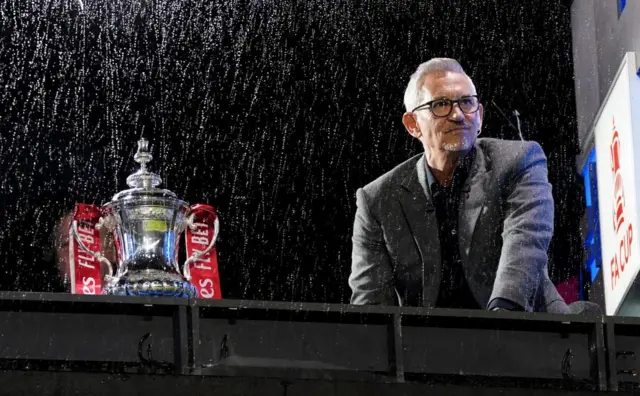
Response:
[0,0,584,303]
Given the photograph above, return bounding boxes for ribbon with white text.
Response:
[185,204,222,299]
[69,203,103,295]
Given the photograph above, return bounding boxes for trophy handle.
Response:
[183,213,220,281]
[71,219,115,281]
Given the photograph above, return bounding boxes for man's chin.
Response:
[443,139,472,152]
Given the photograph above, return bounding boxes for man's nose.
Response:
[449,103,465,120]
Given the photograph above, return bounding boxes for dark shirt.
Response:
[425,149,522,311]
[426,150,479,310]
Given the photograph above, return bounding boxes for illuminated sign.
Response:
[594,53,640,315]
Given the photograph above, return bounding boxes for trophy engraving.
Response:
[69,138,222,298]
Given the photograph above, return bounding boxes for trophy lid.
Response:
[109,138,182,203]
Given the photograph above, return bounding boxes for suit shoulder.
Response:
[477,137,543,155]
[477,138,546,169]
[360,153,422,198]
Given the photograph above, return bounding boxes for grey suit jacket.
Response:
[349,138,569,313]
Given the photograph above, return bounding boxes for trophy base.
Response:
[103,269,197,298]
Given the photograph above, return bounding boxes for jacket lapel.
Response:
[399,155,441,308]
[458,149,492,265]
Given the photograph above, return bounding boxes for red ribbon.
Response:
[69,204,103,295]
[72,203,102,222]
[185,204,222,299]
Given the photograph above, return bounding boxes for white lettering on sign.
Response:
[191,247,212,269]
[191,236,209,246]
[594,53,640,315]
[82,276,96,295]
[608,121,635,292]
[77,231,95,246]
[192,225,209,236]
[199,279,214,298]
[78,252,96,269]
[76,221,98,269]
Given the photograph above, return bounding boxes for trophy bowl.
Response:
[69,138,220,298]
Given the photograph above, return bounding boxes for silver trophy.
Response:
[70,138,220,298]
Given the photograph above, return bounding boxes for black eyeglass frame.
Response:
[411,94,481,118]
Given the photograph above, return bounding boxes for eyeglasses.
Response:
[411,95,480,118]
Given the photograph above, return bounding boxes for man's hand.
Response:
[489,141,554,311]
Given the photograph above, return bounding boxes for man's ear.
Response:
[402,112,421,138]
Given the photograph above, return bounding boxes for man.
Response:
[348,58,568,313]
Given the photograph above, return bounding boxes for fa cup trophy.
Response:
[68,138,221,299]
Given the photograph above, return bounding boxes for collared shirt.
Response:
[422,149,523,311]
[424,149,480,309]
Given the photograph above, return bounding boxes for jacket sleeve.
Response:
[488,141,555,311]
[348,188,398,305]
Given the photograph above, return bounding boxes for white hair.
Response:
[403,58,471,112]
